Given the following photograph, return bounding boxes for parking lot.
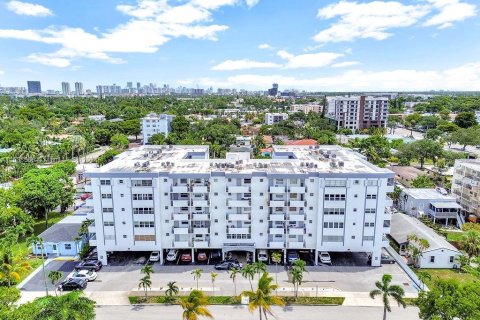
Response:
[20,251,418,297]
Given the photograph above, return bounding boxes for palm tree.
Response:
[48,270,63,296]
[290,267,303,299]
[165,281,179,304]
[138,275,152,301]
[35,290,96,320]
[455,252,470,271]
[407,245,422,268]
[369,274,406,320]
[210,272,218,295]
[192,268,203,290]
[229,268,240,296]
[252,261,267,277]
[460,230,480,260]
[416,271,431,291]
[180,289,213,320]
[241,264,255,290]
[242,272,285,320]
[28,235,48,295]
[270,252,282,288]
[141,263,154,277]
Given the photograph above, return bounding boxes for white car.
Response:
[66,269,97,282]
[149,251,160,262]
[319,252,332,265]
[436,187,448,195]
[166,249,178,262]
[257,250,268,262]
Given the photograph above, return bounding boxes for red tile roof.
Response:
[284,139,317,146]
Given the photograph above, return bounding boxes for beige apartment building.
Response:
[452,160,480,218]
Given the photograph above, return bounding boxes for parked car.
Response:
[58,278,87,291]
[319,252,331,265]
[75,260,102,271]
[166,249,178,262]
[80,193,92,201]
[287,251,299,263]
[66,269,97,282]
[381,251,395,264]
[214,261,242,270]
[134,256,147,264]
[149,251,160,262]
[209,250,222,261]
[181,252,192,262]
[435,187,448,196]
[197,251,208,262]
[257,250,268,262]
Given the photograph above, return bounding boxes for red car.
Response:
[197,251,207,262]
[181,252,192,262]
[80,193,92,201]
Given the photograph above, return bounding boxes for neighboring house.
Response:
[399,188,461,226]
[284,139,318,146]
[260,148,272,157]
[390,213,460,269]
[387,166,426,187]
[32,215,88,257]
[230,136,253,154]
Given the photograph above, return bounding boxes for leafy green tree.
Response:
[148,133,166,145]
[110,133,129,149]
[0,253,31,287]
[460,230,480,260]
[454,111,478,128]
[451,127,480,150]
[180,290,213,320]
[241,272,285,320]
[425,128,442,140]
[369,274,406,320]
[96,149,121,166]
[411,175,435,188]
[398,139,443,169]
[192,268,203,290]
[417,271,431,291]
[171,116,190,139]
[404,113,422,136]
[48,270,63,296]
[271,252,282,288]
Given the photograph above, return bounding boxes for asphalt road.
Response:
[95,305,420,320]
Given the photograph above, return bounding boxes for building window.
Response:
[123,235,127,238]
[103,221,114,226]
[325,180,347,187]
[102,193,112,199]
[260,193,264,196]
[324,208,345,215]
[365,222,375,227]
[132,179,153,187]
[134,235,155,241]
[100,179,111,185]
[133,194,153,200]
[366,194,377,199]
[102,207,113,213]
[134,221,155,228]
[64,244,72,250]
[324,194,346,201]
[164,179,168,182]
[260,206,263,209]
[351,236,355,239]
[430,256,435,263]
[353,180,360,185]
[120,194,124,197]
[450,256,454,263]
[367,180,378,186]
[133,208,154,214]
[164,193,168,196]
[365,208,376,214]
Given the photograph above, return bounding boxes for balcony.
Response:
[192,213,209,221]
[289,186,305,193]
[288,227,304,235]
[288,214,305,221]
[269,186,286,193]
[192,200,209,207]
[269,227,284,235]
[193,227,209,234]
[172,186,188,193]
[227,186,250,193]
[173,227,190,235]
[289,200,305,207]
[192,186,208,193]
[288,241,304,249]
[269,214,285,221]
[269,200,286,207]
[227,227,250,234]
[173,213,189,221]
[193,240,209,248]
[172,200,189,207]
[84,183,92,192]
[227,199,251,207]
[173,241,190,248]
[268,241,284,249]
[227,214,250,221]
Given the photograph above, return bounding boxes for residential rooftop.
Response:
[402,188,457,201]
[455,159,480,171]
[86,145,394,176]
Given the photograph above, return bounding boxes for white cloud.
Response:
[0,0,258,67]
[245,0,260,8]
[182,61,480,91]
[258,43,271,49]
[423,0,476,29]
[0,70,4,75]
[6,1,53,17]
[314,0,476,43]
[277,50,344,68]
[314,1,430,43]
[212,59,281,70]
[331,61,361,68]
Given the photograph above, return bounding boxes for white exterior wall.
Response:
[141,114,174,144]
[265,113,288,125]
[418,248,459,269]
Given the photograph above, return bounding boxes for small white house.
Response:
[390,213,460,269]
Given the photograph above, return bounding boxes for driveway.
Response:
[19,260,77,292]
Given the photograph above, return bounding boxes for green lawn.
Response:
[414,269,477,287]
[446,231,464,242]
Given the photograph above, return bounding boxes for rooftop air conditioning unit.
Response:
[338,161,345,167]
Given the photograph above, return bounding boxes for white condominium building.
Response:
[85,145,394,266]
[141,113,175,145]
[327,96,389,131]
[265,113,288,125]
[452,160,480,218]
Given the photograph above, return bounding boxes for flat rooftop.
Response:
[86,145,393,176]
[456,160,480,171]
[402,188,457,201]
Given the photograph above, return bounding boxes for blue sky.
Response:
[0,0,479,91]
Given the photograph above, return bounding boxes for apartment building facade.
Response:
[327,96,389,131]
[291,104,321,114]
[265,113,288,125]
[85,145,394,266]
[452,160,480,218]
[141,113,175,145]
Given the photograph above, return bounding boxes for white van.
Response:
[258,250,268,262]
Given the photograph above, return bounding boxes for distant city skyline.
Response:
[0,0,479,91]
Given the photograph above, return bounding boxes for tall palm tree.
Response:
[28,235,48,295]
[242,272,285,320]
[407,245,422,268]
[241,264,255,290]
[460,230,480,260]
[369,274,406,320]
[229,268,240,296]
[252,261,267,277]
[165,281,179,304]
[48,270,63,296]
[270,252,282,288]
[180,289,213,320]
[210,272,218,295]
[192,268,203,290]
[416,271,431,291]
[35,290,96,320]
[138,275,152,301]
[290,267,303,299]
[141,263,154,277]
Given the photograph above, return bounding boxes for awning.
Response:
[430,201,461,209]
